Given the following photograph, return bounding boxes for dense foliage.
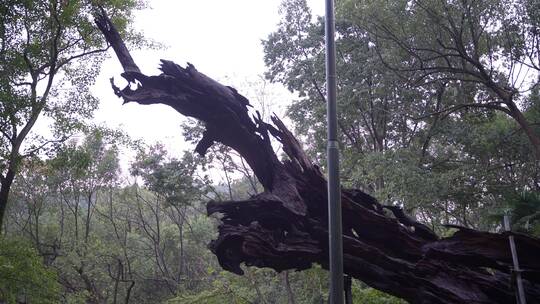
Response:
[264,0,540,234]
[0,0,146,231]
[1,0,539,303]
[0,238,60,303]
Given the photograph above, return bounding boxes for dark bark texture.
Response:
[95,11,540,304]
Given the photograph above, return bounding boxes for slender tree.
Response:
[0,0,143,232]
[340,0,540,158]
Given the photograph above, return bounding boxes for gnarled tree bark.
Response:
[95,11,540,304]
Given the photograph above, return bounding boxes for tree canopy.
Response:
[0,0,145,231]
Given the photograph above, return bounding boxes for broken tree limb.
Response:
[94,10,540,304]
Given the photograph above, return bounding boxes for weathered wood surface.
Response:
[95,11,540,304]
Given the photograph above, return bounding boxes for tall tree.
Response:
[340,0,540,158]
[263,0,431,189]
[131,144,204,284]
[0,0,144,232]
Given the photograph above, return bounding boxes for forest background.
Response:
[1,0,539,303]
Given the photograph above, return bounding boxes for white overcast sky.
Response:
[92,0,325,158]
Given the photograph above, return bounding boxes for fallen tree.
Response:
[95,11,540,304]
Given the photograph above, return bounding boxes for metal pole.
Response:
[325,0,344,303]
[344,275,352,304]
[504,214,527,304]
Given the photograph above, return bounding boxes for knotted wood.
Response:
[95,11,540,304]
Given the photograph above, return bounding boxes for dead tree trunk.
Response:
[95,11,540,304]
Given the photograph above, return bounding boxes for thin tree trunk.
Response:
[124,281,135,304]
[0,169,16,234]
[85,192,93,244]
[507,101,540,160]
[284,271,296,304]
[178,221,184,277]
[344,275,352,304]
[112,261,121,304]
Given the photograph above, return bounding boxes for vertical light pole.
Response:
[325,0,344,303]
[504,213,527,304]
